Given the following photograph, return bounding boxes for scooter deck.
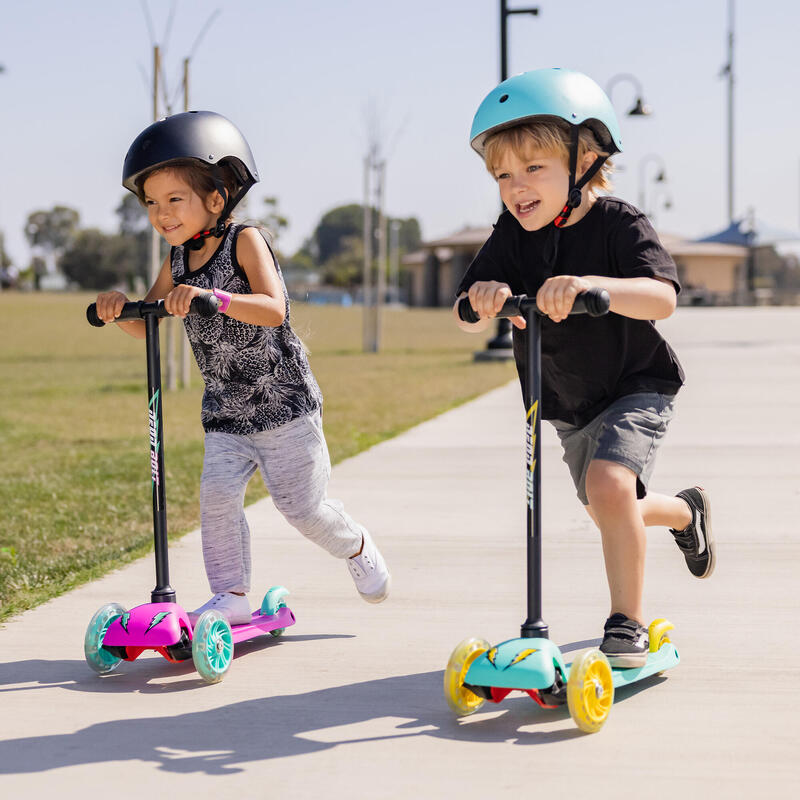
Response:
[601,642,680,689]
[464,636,679,694]
[231,606,296,644]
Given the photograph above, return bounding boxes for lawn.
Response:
[0,292,514,620]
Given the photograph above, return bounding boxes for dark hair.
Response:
[134,158,241,217]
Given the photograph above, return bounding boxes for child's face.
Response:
[142,168,222,246]
[491,147,571,232]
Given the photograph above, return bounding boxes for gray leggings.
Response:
[199,410,363,594]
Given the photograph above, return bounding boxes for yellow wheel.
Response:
[444,637,490,715]
[567,649,614,733]
[648,618,675,652]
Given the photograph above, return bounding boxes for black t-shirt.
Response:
[456,196,685,427]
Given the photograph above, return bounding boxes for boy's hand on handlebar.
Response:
[164,284,207,318]
[467,280,526,329]
[95,290,130,324]
[536,275,592,323]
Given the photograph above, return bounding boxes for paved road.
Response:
[1,307,798,798]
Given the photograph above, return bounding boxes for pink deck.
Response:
[231,606,296,644]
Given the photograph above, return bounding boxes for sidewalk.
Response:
[1,307,799,798]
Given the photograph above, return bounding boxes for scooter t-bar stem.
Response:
[521,300,547,640]
[86,294,219,604]
[458,287,610,640]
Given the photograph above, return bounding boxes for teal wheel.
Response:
[192,610,233,684]
[84,603,126,675]
[260,585,289,638]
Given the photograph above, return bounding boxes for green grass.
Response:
[0,292,514,620]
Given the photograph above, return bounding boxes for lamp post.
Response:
[637,153,667,213]
[606,74,652,118]
[478,2,540,361]
[720,0,735,224]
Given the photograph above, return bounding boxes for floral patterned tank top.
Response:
[171,223,322,434]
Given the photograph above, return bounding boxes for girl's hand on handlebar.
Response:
[467,280,526,329]
[536,275,592,323]
[164,284,207,318]
[95,291,129,324]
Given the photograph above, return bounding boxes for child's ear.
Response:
[578,151,598,179]
[206,190,226,214]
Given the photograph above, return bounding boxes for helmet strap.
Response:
[542,126,608,274]
[182,168,230,250]
[552,126,608,229]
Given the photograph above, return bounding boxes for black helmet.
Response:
[122,111,259,247]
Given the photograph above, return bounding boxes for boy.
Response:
[455,68,714,667]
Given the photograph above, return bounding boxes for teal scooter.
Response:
[446,289,679,733]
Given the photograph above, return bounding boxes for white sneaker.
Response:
[188,592,252,626]
[347,529,390,603]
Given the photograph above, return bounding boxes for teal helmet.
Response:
[470,68,623,245]
[470,68,623,158]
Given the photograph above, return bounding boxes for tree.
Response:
[313,204,363,264]
[114,194,150,289]
[60,229,126,290]
[24,206,80,275]
[0,232,12,288]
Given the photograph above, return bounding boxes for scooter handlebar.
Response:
[86,293,220,327]
[457,287,610,324]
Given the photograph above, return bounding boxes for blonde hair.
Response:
[484,119,613,193]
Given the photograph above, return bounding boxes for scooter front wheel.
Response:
[192,610,233,684]
[84,603,126,675]
[444,637,490,715]
[567,649,614,733]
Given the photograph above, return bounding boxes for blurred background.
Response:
[1,0,799,307]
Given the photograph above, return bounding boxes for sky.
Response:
[1,0,799,273]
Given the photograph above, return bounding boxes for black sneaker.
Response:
[599,613,649,668]
[670,487,715,578]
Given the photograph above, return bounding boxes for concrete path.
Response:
[1,307,799,798]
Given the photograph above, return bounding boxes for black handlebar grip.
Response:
[457,296,481,324]
[86,304,105,327]
[190,293,220,318]
[580,287,611,317]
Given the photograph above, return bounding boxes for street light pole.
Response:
[637,153,667,214]
[723,0,735,224]
[478,2,540,361]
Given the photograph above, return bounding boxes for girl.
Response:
[95,111,390,624]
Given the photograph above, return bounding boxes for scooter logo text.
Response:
[148,390,160,489]
[526,401,538,511]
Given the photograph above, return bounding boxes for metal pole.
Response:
[375,161,387,351]
[726,0,735,224]
[145,313,175,604]
[362,156,373,351]
[521,303,546,639]
[180,57,191,389]
[390,219,401,303]
[150,45,161,287]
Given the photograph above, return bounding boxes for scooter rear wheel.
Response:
[444,637,490,715]
[192,610,233,684]
[567,649,614,733]
[84,603,126,675]
[261,585,290,637]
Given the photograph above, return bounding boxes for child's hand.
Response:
[95,291,129,324]
[536,276,592,323]
[467,281,526,329]
[164,284,207,318]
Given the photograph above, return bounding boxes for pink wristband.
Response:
[212,288,232,313]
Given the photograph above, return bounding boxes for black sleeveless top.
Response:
[171,223,322,434]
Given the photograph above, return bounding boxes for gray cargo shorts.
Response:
[550,392,675,506]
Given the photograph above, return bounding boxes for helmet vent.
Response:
[499,94,509,103]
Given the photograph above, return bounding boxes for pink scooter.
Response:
[83,296,295,683]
